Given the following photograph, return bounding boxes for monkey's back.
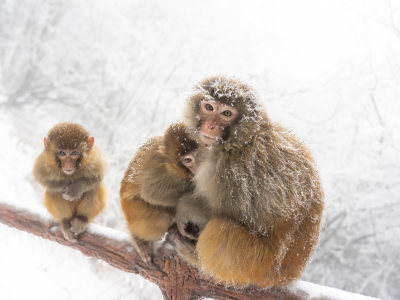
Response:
[196,120,323,233]
[121,136,193,208]
[195,120,324,287]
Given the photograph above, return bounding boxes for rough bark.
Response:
[0,203,332,300]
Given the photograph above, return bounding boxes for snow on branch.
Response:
[0,202,377,300]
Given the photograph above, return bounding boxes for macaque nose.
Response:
[62,159,75,174]
[206,120,218,132]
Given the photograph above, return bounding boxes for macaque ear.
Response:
[43,137,50,149]
[88,136,95,148]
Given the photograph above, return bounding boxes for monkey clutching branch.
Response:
[175,76,324,288]
[120,122,201,262]
[33,122,107,241]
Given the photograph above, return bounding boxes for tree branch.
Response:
[0,202,374,300]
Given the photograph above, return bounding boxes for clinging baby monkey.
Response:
[120,122,200,262]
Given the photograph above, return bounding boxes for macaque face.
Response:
[44,136,94,175]
[180,151,197,175]
[199,100,238,145]
[56,149,81,175]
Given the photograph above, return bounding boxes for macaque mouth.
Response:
[202,134,216,140]
[63,169,75,175]
[201,134,218,142]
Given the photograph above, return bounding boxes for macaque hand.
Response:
[177,219,201,241]
[62,182,84,201]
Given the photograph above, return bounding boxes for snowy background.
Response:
[1,0,399,299]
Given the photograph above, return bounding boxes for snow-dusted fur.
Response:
[183,76,324,287]
[120,123,197,242]
[33,123,107,240]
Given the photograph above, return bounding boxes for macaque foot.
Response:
[174,233,198,266]
[61,219,78,242]
[70,216,89,235]
[132,237,152,264]
[62,228,78,242]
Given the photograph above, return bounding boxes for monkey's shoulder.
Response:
[33,151,64,184]
[125,137,162,173]
[74,147,105,178]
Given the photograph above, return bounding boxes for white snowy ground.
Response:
[0,0,399,299]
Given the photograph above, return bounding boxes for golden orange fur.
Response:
[44,183,106,222]
[33,123,107,241]
[120,123,198,261]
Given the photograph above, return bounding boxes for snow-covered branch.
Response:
[0,202,377,300]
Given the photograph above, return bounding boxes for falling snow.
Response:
[0,0,399,299]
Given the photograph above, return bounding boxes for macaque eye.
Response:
[58,150,67,157]
[183,158,192,164]
[70,150,80,156]
[204,103,214,111]
[222,110,233,117]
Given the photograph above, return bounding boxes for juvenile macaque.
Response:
[120,122,198,262]
[33,123,107,241]
[178,76,324,287]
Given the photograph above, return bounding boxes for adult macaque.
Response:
[178,76,324,287]
[33,123,107,241]
[120,122,198,262]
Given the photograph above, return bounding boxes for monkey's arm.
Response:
[42,179,69,192]
[62,176,102,201]
[33,154,69,192]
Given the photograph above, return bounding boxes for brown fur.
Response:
[33,123,107,241]
[175,193,211,240]
[182,76,324,287]
[120,123,198,261]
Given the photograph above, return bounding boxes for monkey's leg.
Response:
[76,183,107,221]
[72,183,107,235]
[121,195,174,263]
[277,200,324,286]
[45,191,74,220]
[60,218,78,242]
[121,195,174,241]
[131,235,152,263]
[196,217,279,288]
[70,216,89,235]
[44,191,76,241]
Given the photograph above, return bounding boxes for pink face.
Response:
[56,150,81,174]
[44,136,94,175]
[180,151,197,175]
[199,100,238,145]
